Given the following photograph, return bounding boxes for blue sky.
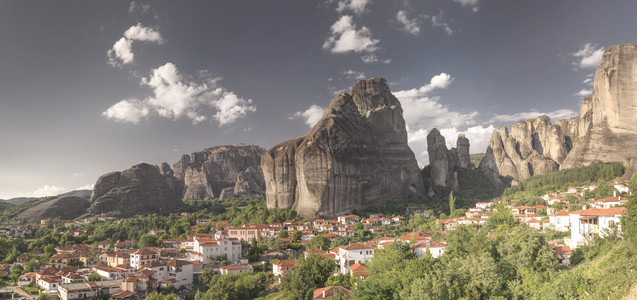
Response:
[0,0,635,198]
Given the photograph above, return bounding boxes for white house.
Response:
[476,202,494,209]
[337,242,375,274]
[219,264,253,275]
[273,259,297,278]
[337,215,361,225]
[166,259,194,289]
[130,248,159,269]
[569,207,626,249]
[590,196,628,209]
[410,239,446,258]
[189,231,241,264]
[548,210,571,232]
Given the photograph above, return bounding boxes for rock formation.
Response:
[174,145,265,200]
[16,196,90,221]
[262,78,425,219]
[423,129,473,191]
[480,44,637,182]
[89,163,182,215]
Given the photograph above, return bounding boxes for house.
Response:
[548,210,571,232]
[219,263,253,275]
[379,217,392,225]
[546,198,569,206]
[304,248,326,258]
[105,252,131,267]
[166,259,194,289]
[476,202,494,209]
[569,207,627,249]
[399,231,434,242]
[58,280,123,300]
[313,286,352,300]
[337,242,375,274]
[148,228,166,235]
[337,215,361,225]
[114,240,134,252]
[227,223,268,241]
[189,231,242,264]
[273,259,297,278]
[554,245,572,266]
[590,196,628,209]
[392,216,406,223]
[410,239,446,258]
[50,253,79,269]
[98,240,111,250]
[121,269,156,295]
[349,263,370,280]
[37,276,62,292]
[19,272,36,286]
[525,219,541,230]
[94,265,129,280]
[130,248,159,269]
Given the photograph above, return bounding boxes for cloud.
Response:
[336,0,371,15]
[76,184,95,191]
[129,1,150,14]
[73,172,84,177]
[213,93,257,126]
[583,78,594,86]
[396,10,420,35]
[32,185,66,198]
[574,89,592,97]
[323,15,379,54]
[107,23,164,66]
[292,104,325,127]
[103,99,150,124]
[453,0,479,12]
[489,109,577,123]
[360,54,391,64]
[572,43,605,69]
[343,70,366,80]
[427,11,455,35]
[103,62,255,126]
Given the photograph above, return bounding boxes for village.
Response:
[0,180,631,299]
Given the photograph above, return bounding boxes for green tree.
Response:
[307,235,331,251]
[278,229,289,239]
[10,264,24,284]
[281,254,336,299]
[145,292,179,300]
[292,230,302,241]
[87,273,102,281]
[325,274,352,288]
[139,234,159,248]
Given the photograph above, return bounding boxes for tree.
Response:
[87,273,102,281]
[279,229,289,239]
[325,274,352,288]
[139,234,159,248]
[281,254,336,299]
[449,191,456,216]
[10,264,24,284]
[145,292,179,300]
[292,230,302,241]
[308,235,331,251]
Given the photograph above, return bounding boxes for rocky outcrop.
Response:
[234,166,265,197]
[88,163,181,215]
[16,196,90,221]
[424,129,473,191]
[262,78,425,219]
[481,44,637,182]
[174,145,265,200]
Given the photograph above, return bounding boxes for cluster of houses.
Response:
[10,241,199,299]
[0,224,31,238]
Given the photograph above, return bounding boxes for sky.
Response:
[1,0,636,199]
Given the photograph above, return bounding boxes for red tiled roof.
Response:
[571,207,627,216]
[313,286,351,300]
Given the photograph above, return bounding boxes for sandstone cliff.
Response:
[262,78,425,219]
[88,163,181,215]
[480,44,637,182]
[423,129,473,191]
[173,145,265,200]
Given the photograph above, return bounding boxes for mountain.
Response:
[1,197,37,206]
[16,195,90,221]
[422,129,473,192]
[262,78,425,219]
[480,44,637,183]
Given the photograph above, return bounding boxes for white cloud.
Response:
[104,63,255,126]
[213,93,256,126]
[360,54,391,64]
[103,99,150,124]
[343,70,366,80]
[427,12,455,35]
[76,184,95,191]
[107,38,134,65]
[583,78,594,86]
[396,10,420,35]
[292,104,325,127]
[73,172,84,177]
[107,23,164,66]
[574,89,592,97]
[336,0,371,15]
[323,15,379,54]
[32,185,66,198]
[453,0,479,12]
[124,23,164,43]
[489,109,577,123]
[572,43,605,69]
[129,1,150,14]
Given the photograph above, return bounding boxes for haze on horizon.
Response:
[0,0,634,199]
